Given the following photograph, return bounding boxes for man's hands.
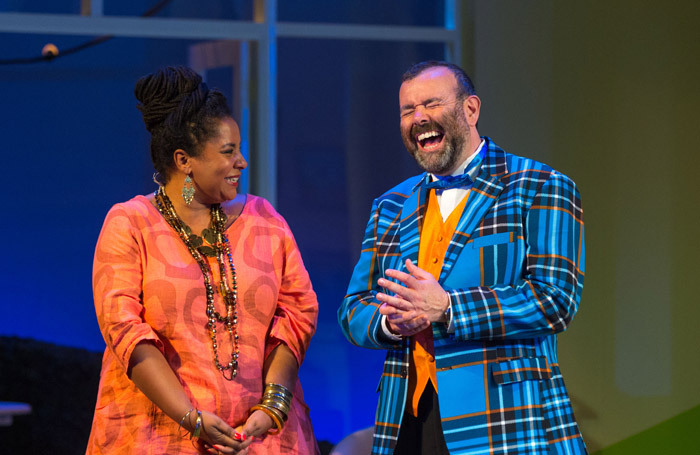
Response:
[377,259,450,337]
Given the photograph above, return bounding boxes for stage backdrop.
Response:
[464,1,700,452]
[1,0,699,452]
[0,0,446,446]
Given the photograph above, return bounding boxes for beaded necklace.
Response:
[154,186,240,380]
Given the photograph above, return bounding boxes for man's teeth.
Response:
[417,131,441,141]
[226,177,239,182]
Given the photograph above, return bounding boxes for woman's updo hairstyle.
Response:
[134,66,232,183]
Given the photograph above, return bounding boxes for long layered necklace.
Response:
[155,186,240,380]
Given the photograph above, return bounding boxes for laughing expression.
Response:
[399,67,470,176]
[189,117,247,204]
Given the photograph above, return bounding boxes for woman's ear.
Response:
[173,149,192,174]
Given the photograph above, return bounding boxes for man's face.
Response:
[399,67,470,176]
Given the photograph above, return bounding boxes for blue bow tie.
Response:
[423,172,473,190]
[422,148,484,191]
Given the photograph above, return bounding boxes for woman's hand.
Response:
[189,410,252,454]
[237,409,275,439]
[198,410,273,454]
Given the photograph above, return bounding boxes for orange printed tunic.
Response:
[87,194,319,454]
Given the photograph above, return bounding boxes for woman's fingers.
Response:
[199,412,251,453]
[242,410,274,436]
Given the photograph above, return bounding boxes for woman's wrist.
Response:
[178,407,202,438]
[248,383,293,434]
[190,410,203,439]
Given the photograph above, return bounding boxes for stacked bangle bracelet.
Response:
[178,408,203,440]
[249,383,293,434]
[192,410,203,439]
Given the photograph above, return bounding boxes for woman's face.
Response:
[189,117,247,205]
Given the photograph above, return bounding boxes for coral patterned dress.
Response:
[86,194,319,454]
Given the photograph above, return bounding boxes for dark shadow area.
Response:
[0,336,102,453]
[0,336,335,454]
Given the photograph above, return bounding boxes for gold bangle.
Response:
[262,393,290,404]
[250,404,283,434]
[264,383,292,396]
[263,403,287,423]
[178,408,195,438]
[263,391,292,406]
[191,410,203,439]
[260,400,289,421]
[263,383,293,414]
[264,395,291,405]
[250,383,294,434]
[250,404,284,434]
[262,400,290,414]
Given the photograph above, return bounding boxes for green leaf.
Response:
[198,246,217,257]
[189,235,203,248]
[202,228,217,244]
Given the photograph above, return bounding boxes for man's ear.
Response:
[463,95,481,127]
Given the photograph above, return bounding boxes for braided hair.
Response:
[134,66,232,183]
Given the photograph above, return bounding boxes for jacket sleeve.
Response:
[265,216,319,367]
[338,199,403,350]
[448,172,585,341]
[93,204,164,372]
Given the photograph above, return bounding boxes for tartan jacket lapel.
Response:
[439,138,507,282]
[397,137,508,281]
[398,184,427,268]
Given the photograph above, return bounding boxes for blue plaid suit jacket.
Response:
[338,138,587,454]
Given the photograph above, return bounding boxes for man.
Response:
[338,61,587,455]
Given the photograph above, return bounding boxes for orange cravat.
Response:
[408,189,469,417]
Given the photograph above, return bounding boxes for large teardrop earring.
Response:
[182,175,195,205]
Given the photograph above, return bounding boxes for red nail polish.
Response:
[233,432,243,441]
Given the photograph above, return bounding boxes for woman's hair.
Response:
[134,66,232,183]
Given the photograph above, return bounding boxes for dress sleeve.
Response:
[93,204,163,372]
[265,218,318,367]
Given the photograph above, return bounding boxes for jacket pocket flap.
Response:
[470,232,514,249]
[492,356,551,385]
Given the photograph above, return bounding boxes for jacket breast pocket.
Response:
[473,232,523,286]
[443,232,522,288]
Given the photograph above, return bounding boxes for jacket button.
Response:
[400,368,408,378]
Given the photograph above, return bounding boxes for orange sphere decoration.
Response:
[41,43,59,58]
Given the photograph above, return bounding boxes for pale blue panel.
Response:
[437,364,486,418]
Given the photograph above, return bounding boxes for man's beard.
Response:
[401,103,469,175]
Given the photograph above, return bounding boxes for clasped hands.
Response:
[377,259,450,337]
[196,409,274,455]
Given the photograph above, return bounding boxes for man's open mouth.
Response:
[416,130,445,152]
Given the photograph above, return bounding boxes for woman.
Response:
[86,66,319,454]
